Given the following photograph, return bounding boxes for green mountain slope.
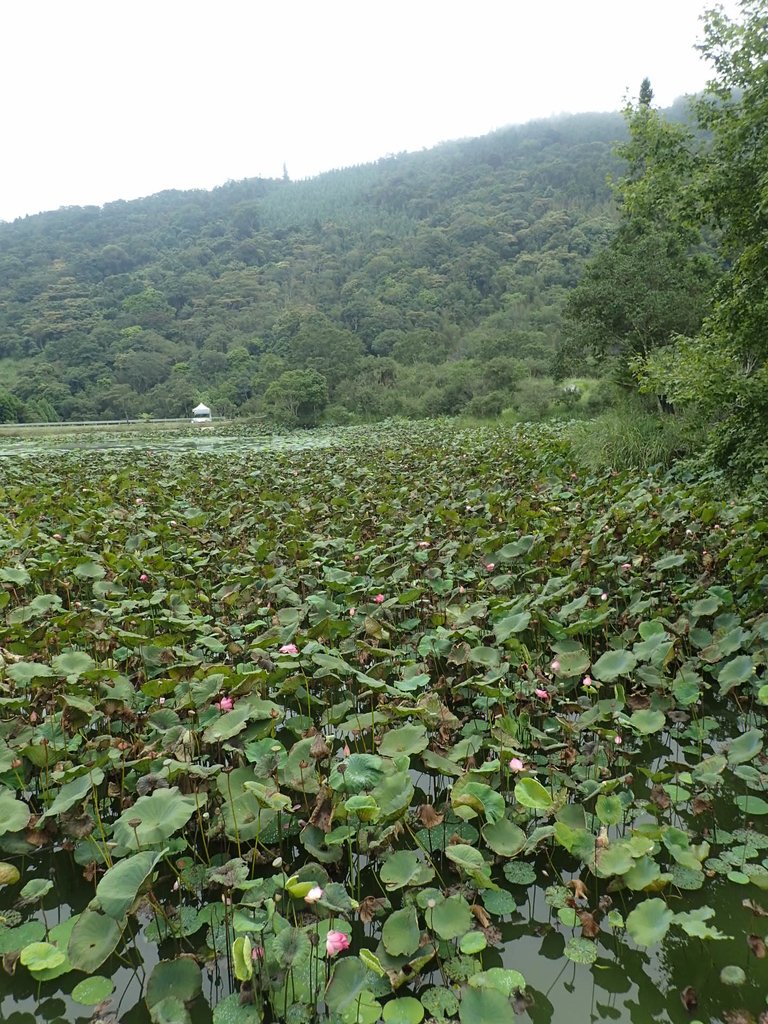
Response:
[0,112,626,422]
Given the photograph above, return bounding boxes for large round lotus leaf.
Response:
[735,795,768,815]
[0,789,31,835]
[564,937,598,964]
[452,781,505,824]
[514,777,553,811]
[380,850,435,891]
[494,612,531,641]
[503,861,537,886]
[0,862,21,886]
[94,850,164,919]
[19,941,66,972]
[425,895,472,940]
[595,795,623,826]
[0,920,45,954]
[550,646,590,677]
[145,958,202,1010]
[591,649,637,682]
[112,788,201,849]
[378,724,428,758]
[625,898,674,947]
[67,908,123,972]
[51,650,96,676]
[719,965,746,986]
[727,728,763,765]
[148,996,191,1024]
[7,662,55,684]
[273,926,311,968]
[595,843,635,878]
[458,985,515,1024]
[445,845,492,885]
[325,956,369,1013]
[331,754,387,794]
[39,769,104,823]
[372,770,414,820]
[71,976,114,1005]
[382,997,425,1024]
[342,989,381,1024]
[421,987,459,1019]
[382,906,420,957]
[718,655,754,693]
[628,709,666,735]
[482,818,526,856]
[202,706,252,744]
[459,931,487,954]
[469,968,527,996]
[212,993,263,1023]
[481,888,517,915]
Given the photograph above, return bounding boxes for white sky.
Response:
[0,0,740,222]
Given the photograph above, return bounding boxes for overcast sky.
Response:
[0,0,739,222]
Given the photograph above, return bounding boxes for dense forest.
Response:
[0,1,764,481]
[0,111,630,424]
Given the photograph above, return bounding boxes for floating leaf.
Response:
[382,997,425,1024]
[592,649,637,682]
[382,906,420,957]
[71,976,114,1006]
[426,896,472,940]
[563,937,597,964]
[625,898,674,947]
[514,777,553,811]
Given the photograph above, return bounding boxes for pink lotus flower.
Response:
[373,594,385,604]
[509,757,525,772]
[304,886,324,904]
[614,735,622,745]
[582,675,593,688]
[139,573,149,582]
[550,660,561,673]
[485,563,495,572]
[279,643,299,655]
[53,533,62,541]
[326,930,350,956]
[621,562,631,570]
[535,688,550,700]
[348,607,356,616]
[601,592,608,601]
[252,945,264,961]
[217,696,234,712]
[418,541,431,548]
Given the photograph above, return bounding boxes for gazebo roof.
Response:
[192,403,211,416]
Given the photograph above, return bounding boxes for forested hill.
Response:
[0,111,628,424]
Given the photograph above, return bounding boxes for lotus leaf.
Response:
[425,895,472,940]
[382,997,424,1024]
[591,649,637,682]
[382,906,420,956]
[71,976,114,1005]
[458,985,515,1024]
[380,850,434,891]
[0,788,32,834]
[113,788,201,849]
[625,898,674,947]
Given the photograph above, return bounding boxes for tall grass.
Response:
[569,401,704,472]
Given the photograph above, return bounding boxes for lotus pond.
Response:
[0,420,766,1024]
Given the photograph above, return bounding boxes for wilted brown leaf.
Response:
[418,804,444,829]
[650,784,671,810]
[471,903,491,928]
[567,878,589,902]
[627,693,650,710]
[680,986,698,1012]
[358,896,389,924]
[308,787,333,833]
[691,796,713,816]
[747,933,767,958]
[743,898,768,917]
[723,1011,755,1024]
[578,911,600,938]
